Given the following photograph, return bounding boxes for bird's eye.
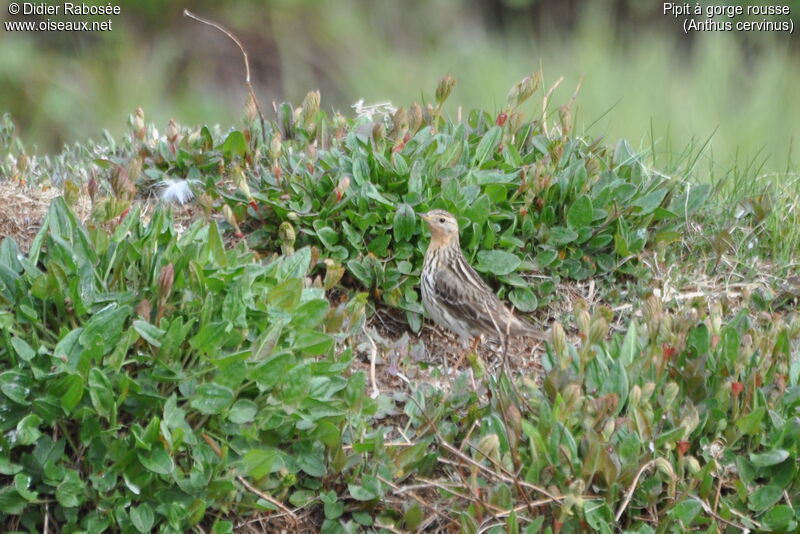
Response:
[438,217,445,223]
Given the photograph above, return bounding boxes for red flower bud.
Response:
[116,207,130,226]
[496,112,508,126]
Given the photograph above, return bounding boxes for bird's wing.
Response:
[434,254,547,340]
[433,256,510,336]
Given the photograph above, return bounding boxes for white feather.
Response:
[157,178,199,205]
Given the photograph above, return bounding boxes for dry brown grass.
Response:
[0,181,63,252]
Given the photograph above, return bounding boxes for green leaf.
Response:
[88,368,115,421]
[403,503,424,530]
[130,504,155,534]
[252,352,293,390]
[59,375,85,413]
[351,155,370,185]
[268,279,303,311]
[393,203,416,242]
[79,304,131,352]
[348,483,379,501]
[314,421,342,449]
[190,383,234,415]
[297,450,326,477]
[508,287,538,312]
[228,399,258,424]
[462,195,491,226]
[670,183,710,217]
[293,331,333,356]
[0,486,26,515]
[584,501,614,532]
[0,371,30,404]
[138,447,174,475]
[316,226,339,249]
[687,323,709,355]
[534,249,558,268]
[588,233,613,249]
[56,470,85,508]
[133,320,165,347]
[53,327,84,371]
[459,511,479,534]
[749,449,789,467]
[614,231,629,256]
[761,505,796,531]
[602,359,629,414]
[472,169,518,184]
[548,226,578,246]
[367,234,392,256]
[220,130,247,159]
[292,299,330,329]
[632,189,667,215]
[619,321,638,366]
[668,499,701,525]
[566,195,593,228]
[14,473,37,501]
[200,126,214,149]
[476,250,521,276]
[0,236,22,271]
[212,521,234,534]
[277,247,311,280]
[719,326,740,364]
[189,321,231,354]
[748,484,783,512]
[282,489,311,508]
[322,490,344,520]
[736,406,765,435]
[205,221,228,266]
[352,511,373,526]
[473,125,502,166]
[15,414,42,446]
[10,337,35,362]
[242,448,283,478]
[347,258,374,287]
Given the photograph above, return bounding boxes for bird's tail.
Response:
[508,318,549,341]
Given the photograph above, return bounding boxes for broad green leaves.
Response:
[0,201,355,532]
[476,250,521,276]
[393,203,416,242]
[566,194,593,228]
[190,383,234,415]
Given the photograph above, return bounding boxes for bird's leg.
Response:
[452,336,480,371]
[470,336,480,353]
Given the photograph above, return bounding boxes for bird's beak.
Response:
[419,212,432,222]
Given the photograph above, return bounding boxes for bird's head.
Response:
[420,209,460,248]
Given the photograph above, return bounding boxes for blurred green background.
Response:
[1,0,798,175]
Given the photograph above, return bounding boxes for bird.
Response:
[419,209,547,349]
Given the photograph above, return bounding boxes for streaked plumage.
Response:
[420,210,546,343]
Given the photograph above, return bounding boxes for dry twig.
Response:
[235,475,298,528]
[615,459,657,522]
[362,324,381,398]
[541,76,564,137]
[183,9,269,145]
[375,474,459,529]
